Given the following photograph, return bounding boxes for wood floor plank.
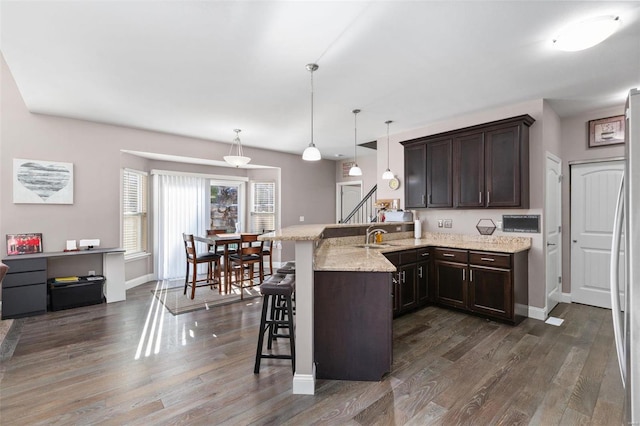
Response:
[0,281,624,425]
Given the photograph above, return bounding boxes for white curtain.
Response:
[155,174,208,280]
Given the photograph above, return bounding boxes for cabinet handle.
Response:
[421,252,429,257]
[401,271,406,284]
[480,257,495,262]
[463,269,466,281]
[487,191,490,204]
[479,192,482,203]
[470,270,473,282]
[443,253,455,257]
[418,266,423,278]
[422,194,425,205]
[428,194,432,204]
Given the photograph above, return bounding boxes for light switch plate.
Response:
[438,219,444,228]
[299,216,305,222]
[444,219,452,228]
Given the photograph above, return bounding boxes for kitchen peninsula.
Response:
[260,224,531,395]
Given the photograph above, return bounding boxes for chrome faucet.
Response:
[365,225,388,244]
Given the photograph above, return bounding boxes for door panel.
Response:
[571,161,624,308]
[545,154,562,314]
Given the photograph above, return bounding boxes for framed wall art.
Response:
[13,159,74,204]
[6,233,43,255]
[588,115,625,148]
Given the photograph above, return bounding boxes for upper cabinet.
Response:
[402,115,535,209]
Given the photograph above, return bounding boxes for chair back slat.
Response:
[183,233,197,258]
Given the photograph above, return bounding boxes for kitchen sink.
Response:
[353,243,392,249]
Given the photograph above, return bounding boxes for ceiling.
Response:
[2,1,639,161]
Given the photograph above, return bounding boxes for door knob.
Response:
[547,242,556,246]
[572,240,577,243]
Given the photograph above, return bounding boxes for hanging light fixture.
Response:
[302,63,321,161]
[224,129,251,167]
[382,120,395,180]
[349,109,363,176]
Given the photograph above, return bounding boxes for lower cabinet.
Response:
[433,248,528,324]
[417,248,431,305]
[314,270,392,381]
[384,249,430,317]
[1,258,47,319]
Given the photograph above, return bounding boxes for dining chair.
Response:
[182,233,222,299]
[261,229,275,276]
[229,234,264,299]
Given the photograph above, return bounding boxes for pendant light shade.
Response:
[349,109,362,176]
[382,120,394,180]
[302,63,321,161]
[224,129,251,167]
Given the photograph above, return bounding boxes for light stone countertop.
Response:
[260,224,531,273]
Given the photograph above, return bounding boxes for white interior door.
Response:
[545,153,562,315]
[571,160,624,308]
[336,182,362,223]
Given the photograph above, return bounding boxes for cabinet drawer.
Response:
[417,248,430,259]
[399,250,418,265]
[1,283,47,319]
[2,258,46,273]
[2,270,47,288]
[433,248,468,263]
[469,251,511,269]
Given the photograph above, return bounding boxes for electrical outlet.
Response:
[88,270,96,276]
[496,221,503,230]
[299,216,304,222]
[438,219,444,228]
[444,219,453,228]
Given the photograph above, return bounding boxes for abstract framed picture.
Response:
[6,233,43,255]
[13,159,74,204]
[588,115,626,148]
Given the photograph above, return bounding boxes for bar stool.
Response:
[254,273,295,374]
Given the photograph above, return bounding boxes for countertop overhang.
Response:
[260,224,531,273]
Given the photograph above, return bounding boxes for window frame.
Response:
[249,180,276,233]
[122,168,148,258]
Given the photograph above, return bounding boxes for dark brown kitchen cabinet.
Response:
[384,249,421,316]
[431,248,528,324]
[416,248,431,305]
[405,143,427,208]
[426,139,453,208]
[402,114,534,209]
[454,132,484,208]
[433,248,468,309]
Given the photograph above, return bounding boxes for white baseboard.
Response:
[126,274,155,290]
[528,305,547,321]
[560,292,572,303]
[292,367,316,395]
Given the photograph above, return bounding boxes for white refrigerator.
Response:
[611,87,639,423]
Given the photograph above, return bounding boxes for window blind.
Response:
[123,169,148,256]
[250,182,275,233]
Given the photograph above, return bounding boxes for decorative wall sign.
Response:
[588,115,625,148]
[6,233,43,255]
[502,215,540,233]
[13,159,74,204]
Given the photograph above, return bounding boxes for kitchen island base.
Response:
[314,270,393,381]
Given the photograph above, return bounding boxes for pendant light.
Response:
[349,109,363,176]
[224,129,251,167]
[382,120,394,180]
[302,63,321,161]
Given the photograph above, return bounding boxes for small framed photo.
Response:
[588,115,625,148]
[6,233,43,255]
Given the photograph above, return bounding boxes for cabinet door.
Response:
[454,132,485,208]
[426,139,453,208]
[434,260,466,309]
[468,266,512,320]
[405,144,427,208]
[417,260,430,305]
[398,264,418,312]
[485,125,521,207]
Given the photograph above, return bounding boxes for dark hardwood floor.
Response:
[0,281,624,425]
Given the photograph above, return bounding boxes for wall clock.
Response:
[388,177,400,190]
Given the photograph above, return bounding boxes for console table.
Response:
[1,248,125,319]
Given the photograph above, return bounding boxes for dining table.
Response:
[194,233,260,292]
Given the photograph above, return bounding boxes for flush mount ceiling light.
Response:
[382,120,395,180]
[349,109,363,176]
[224,129,251,167]
[552,15,621,52]
[302,63,321,161]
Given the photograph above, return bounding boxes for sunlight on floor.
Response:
[135,280,169,359]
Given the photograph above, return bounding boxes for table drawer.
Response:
[469,251,511,269]
[3,258,46,273]
[433,248,468,263]
[1,283,47,319]
[2,270,47,288]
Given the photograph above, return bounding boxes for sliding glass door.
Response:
[210,180,245,232]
